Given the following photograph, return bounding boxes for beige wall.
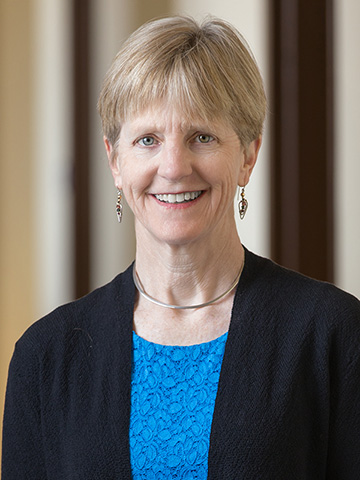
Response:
[32,0,74,318]
[334,0,360,298]
[0,0,36,461]
[0,0,74,462]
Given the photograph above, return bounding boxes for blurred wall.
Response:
[32,0,74,319]
[334,0,360,297]
[0,0,74,462]
[0,0,36,459]
[1,0,359,464]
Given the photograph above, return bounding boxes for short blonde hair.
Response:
[98,15,266,150]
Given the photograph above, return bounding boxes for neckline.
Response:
[132,330,228,348]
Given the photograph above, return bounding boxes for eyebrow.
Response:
[124,120,218,136]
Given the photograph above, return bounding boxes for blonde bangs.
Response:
[98,15,266,148]
[123,58,231,125]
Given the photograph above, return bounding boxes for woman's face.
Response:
[106,103,260,247]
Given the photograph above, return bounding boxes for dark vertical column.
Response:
[73,0,90,297]
[271,0,334,282]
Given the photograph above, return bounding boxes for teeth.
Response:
[154,191,202,204]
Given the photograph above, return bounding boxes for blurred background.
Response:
[1,0,359,456]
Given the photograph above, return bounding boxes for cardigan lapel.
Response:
[103,264,136,478]
[207,249,272,479]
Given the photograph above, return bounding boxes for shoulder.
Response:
[241,248,360,330]
[5,265,135,424]
[13,263,135,362]
[233,249,360,383]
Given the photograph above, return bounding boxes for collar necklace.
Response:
[132,260,244,310]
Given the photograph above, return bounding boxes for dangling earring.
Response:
[116,188,123,223]
[238,187,248,220]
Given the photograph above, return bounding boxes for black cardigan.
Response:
[2,249,360,479]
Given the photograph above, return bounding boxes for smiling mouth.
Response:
[153,191,203,204]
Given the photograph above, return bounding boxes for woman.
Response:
[3,15,360,479]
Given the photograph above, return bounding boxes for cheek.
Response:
[207,150,241,179]
[207,161,240,190]
[120,163,155,197]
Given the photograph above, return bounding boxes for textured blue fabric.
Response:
[130,331,228,479]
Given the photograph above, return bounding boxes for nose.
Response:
[157,141,193,182]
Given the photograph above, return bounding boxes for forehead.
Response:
[122,102,232,134]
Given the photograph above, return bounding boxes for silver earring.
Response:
[238,187,248,220]
[116,188,123,223]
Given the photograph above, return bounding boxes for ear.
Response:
[238,136,262,187]
[104,136,122,189]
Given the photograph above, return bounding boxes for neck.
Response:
[134,224,244,309]
[133,259,244,310]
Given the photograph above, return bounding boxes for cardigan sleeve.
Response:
[326,297,360,479]
[2,339,47,479]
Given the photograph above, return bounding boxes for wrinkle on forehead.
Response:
[124,101,232,135]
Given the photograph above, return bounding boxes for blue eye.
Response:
[138,136,155,146]
[196,134,214,143]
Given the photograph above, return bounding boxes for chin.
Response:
[137,217,213,247]
[153,226,210,247]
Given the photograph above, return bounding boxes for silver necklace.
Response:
[132,260,244,310]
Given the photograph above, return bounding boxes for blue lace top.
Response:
[130,331,228,479]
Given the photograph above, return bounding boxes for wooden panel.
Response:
[271,0,334,281]
[73,0,90,298]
